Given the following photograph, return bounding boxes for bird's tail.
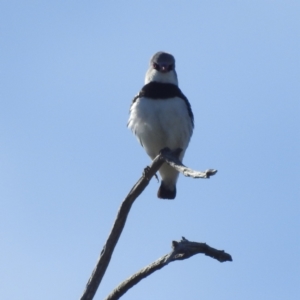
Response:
[157,182,176,200]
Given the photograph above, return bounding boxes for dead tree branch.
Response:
[105,237,232,300]
[79,148,217,300]
[162,149,217,178]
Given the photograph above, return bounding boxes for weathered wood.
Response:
[105,237,232,300]
[79,149,218,300]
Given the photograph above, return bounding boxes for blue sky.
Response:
[1,1,299,299]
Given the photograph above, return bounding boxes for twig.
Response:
[161,148,217,178]
[105,237,232,300]
[79,149,217,300]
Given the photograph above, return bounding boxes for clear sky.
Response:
[1,1,299,299]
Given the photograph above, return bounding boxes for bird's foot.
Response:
[160,147,183,158]
[143,166,159,182]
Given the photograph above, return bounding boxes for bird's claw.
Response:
[143,166,159,182]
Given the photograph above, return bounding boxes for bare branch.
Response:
[79,149,217,300]
[105,237,232,300]
[160,148,217,178]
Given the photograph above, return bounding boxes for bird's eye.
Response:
[168,64,174,71]
[153,63,159,70]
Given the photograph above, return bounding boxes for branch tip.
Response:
[159,148,218,179]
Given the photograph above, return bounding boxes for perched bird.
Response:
[128,52,194,199]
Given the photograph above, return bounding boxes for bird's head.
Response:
[145,52,178,85]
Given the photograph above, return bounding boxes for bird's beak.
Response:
[160,65,168,73]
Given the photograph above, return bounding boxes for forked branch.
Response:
[79,148,217,300]
[105,237,232,300]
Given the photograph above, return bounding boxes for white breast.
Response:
[128,97,193,159]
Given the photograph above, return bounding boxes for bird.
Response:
[128,51,194,199]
